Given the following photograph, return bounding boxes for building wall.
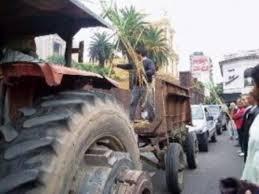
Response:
[190,52,213,84]
[152,18,179,78]
[221,58,259,94]
[35,34,66,60]
[190,52,213,96]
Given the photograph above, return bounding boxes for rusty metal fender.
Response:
[1,62,118,88]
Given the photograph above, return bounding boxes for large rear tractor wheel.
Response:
[165,143,185,194]
[0,91,153,194]
[184,132,198,169]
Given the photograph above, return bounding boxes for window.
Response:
[53,42,62,55]
[244,67,254,87]
[191,106,204,120]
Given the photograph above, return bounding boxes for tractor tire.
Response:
[0,90,144,194]
[198,133,209,152]
[185,132,198,169]
[211,132,217,143]
[165,143,185,194]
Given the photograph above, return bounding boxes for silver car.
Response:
[189,105,217,152]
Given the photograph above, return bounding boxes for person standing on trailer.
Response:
[116,47,156,121]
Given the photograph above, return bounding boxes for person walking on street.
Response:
[232,99,246,156]
[116,47,156,121]
[242,64,259,184]
[228,102,238,140]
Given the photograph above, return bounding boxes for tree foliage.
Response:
[89,32,114,67]
[47,55,65,65]
[103,5,173,69]
[74,63,111,76]
[142,26,171,68]
[205,83,224,104]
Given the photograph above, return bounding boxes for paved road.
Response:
[145,132,244,194]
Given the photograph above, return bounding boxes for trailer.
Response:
[112,76,198,193]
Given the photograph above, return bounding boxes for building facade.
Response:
[219,50,259,99]
[35,34,66,60]
[190,52,213,96]
[152,18,179,78]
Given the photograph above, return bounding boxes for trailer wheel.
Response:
[0,91,152,194]
[185,132,198,169]
[199,133,209,152]
[165,143,185,194]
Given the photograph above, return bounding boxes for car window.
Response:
[191,106,204,120]
[206,106,220,117]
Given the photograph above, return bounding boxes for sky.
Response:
[76,0,259,83]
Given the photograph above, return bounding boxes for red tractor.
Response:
[0,1,198,194]
[0,1,152,193]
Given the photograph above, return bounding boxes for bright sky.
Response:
[76,0,259,83]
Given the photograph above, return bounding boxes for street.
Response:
[146,132,244,194]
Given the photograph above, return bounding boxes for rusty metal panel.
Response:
[1,63,118,88]
[124,78,192,137]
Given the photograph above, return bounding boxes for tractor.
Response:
[0,1,152,193]
[0,1,198,194]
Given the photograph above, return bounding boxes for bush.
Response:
[46,55,112,76]
[47,55,65,65]
[74,63,111,76]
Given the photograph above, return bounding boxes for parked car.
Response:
[189,105,217,152]
[219,105,228,131]
[205,105,227,135]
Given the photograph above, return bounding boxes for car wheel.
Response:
[198,133,209,152]
[216,125,222,135]
[211,132,217,143]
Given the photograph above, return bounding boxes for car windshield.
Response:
[206,106,220,117]
[191,106,204,120]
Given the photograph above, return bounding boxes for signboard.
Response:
[222,63,245,94]
[190,55,210,72]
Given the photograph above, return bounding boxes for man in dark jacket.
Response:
[117,48,156,121]
[241,92,257,162]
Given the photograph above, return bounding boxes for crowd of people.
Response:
[228,93,256,159]
[220,65,259,194]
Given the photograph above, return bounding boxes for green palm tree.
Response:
[104,5,147,58]
[142,26,171,69]
[89,32,114,67]
[103,5,148,87]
